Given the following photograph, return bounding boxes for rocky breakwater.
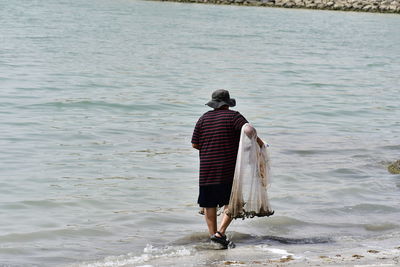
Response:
[156,0,400,13]
[273,0,400,12]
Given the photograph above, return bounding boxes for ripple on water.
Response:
[17,100,184,112]
[0,228,112,243]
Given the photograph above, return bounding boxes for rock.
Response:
[354,1,365,7]
[363,4,372,9]
[380,4,389,10]
[344,2,353,8]
[284,1,295,6]
[388,160,400,174]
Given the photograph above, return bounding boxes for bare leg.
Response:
[204,207,217,236]
[217,206,233,237]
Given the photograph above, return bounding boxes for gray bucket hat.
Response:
[206,89,236,109]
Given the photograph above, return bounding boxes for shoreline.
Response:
[150,0,400,14]
[114,241,400,267]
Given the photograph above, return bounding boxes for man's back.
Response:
[192,109,247,186]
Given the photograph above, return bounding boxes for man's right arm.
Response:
[192,117,202,150]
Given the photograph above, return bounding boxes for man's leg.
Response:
[204,207,217,236]
[216,206,233,237]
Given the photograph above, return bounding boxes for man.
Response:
[191,89,263,248]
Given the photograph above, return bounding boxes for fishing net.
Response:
[225,123,274,219]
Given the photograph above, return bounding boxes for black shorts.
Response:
[198,183,233,208]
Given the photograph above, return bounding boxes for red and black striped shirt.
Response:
[191,109,248,186]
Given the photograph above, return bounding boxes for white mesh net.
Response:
[225,123,274,219]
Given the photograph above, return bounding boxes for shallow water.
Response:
[1,0,400,266]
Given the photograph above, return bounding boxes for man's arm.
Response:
[256,137,264,147]
[244,124,264,147]
[192,143,200,150]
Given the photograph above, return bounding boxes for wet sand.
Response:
[135,248,400,267]
[120,234,400,267]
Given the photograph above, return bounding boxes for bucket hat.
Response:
[206,89,236,109]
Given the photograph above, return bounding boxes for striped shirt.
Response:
[191,109,248,186]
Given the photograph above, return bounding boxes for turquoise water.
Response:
[1,0,400,266]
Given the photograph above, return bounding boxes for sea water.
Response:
[0,0,399,266]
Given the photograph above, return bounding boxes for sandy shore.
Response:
[216,249,400,266]
[119,242,400,267]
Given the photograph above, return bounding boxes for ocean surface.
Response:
[1,0,400,266]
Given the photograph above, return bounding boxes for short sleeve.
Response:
[233,112,248,132]
[191,117,202,145]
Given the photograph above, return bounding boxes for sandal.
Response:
[210,231,229,248]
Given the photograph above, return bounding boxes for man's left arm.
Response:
[192,143,200,150]
[256,137,264,147]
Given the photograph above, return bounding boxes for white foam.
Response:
[255,245,291,255]
[71,244,193,267]
[255,245,303,260]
